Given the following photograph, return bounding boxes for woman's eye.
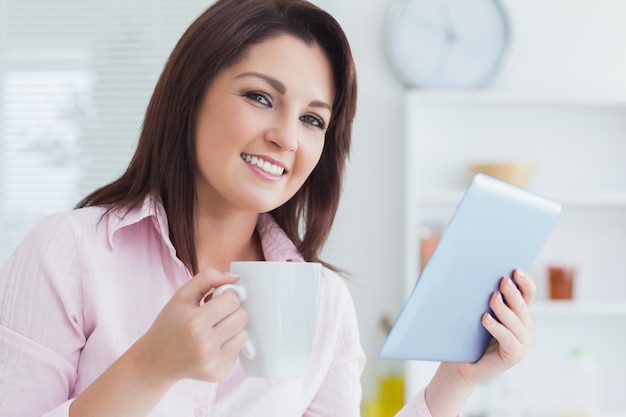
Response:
[244,91,272,107]
[301,114,326,130]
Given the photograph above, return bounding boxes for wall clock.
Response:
[385,0,510,89]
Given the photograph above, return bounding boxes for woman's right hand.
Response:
[70,268,248,417]
[135,268,250,383]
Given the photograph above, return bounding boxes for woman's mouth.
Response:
[240,153,286,176]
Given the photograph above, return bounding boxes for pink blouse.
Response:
[0,196,431,416]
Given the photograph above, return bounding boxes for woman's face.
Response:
[194,34,335,216]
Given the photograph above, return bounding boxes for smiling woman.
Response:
[0,0,363,416]
[0,1,538,416]
[72,0,357,276]
[192,35,334,228]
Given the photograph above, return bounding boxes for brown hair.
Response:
[76,0,357,274]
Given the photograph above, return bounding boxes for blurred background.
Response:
[1,1,625,416]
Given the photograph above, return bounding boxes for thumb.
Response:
[176,268,240,305]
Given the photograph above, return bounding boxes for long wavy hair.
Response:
[76,0,357,274]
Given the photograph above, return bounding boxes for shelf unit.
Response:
[402,89,626,415]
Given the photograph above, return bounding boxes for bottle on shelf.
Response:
[558,346,600,417]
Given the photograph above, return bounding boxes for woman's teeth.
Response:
[241,153,285,176]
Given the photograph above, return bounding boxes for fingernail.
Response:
[516,270,525,281]
[225,272,240,279]
[483,312,494,324]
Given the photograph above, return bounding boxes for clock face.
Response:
[386,0,510,88]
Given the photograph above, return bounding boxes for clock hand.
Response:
[433,39,453,82]
[404,11,446,36]
[439,0,458,43]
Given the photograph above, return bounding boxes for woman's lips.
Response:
[240,153,286,176]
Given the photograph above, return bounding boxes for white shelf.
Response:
[419,190,626,207]
[532,300,626,316]
[555,191,626,207]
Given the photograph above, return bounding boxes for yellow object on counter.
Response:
[379,375,404,417]
[362,399,380,417]
[361,374,405,417]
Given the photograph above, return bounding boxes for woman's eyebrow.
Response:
[235,71,286,94]
[235,71,332,111]
[310,100,332,111]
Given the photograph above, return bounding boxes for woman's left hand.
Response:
[424,269,536,417]
[453,268,537,385]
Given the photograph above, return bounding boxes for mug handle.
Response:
[212,284,256,359]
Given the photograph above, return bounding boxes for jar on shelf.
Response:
[548,265,576,300]
[419,224,442,272]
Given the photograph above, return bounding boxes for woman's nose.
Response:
[265,118,298,152]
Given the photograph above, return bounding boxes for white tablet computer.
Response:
[380,173,561,363]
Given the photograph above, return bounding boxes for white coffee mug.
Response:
[213,261,321,378]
